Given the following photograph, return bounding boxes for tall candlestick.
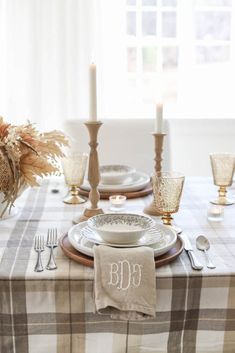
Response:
[89,63,97,121]
[73,121,104,224]
[155,103,163,133]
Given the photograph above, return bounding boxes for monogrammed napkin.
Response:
[93,245,156,320]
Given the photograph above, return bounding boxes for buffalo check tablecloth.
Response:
[0,177,235,353]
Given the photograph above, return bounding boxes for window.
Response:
[99,0,235,119]
[0,1,234,126]
[194,0,231,64]
[125,0,178,114]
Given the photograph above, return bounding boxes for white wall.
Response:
[63,118,235,177]
[168,119,235,176]
[63,119,170,175]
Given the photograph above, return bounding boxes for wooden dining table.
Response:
[0,177,235,353]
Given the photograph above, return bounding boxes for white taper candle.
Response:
[155,103,163,133]
[89,63,97,121]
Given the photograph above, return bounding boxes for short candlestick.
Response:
[144,133,166,216]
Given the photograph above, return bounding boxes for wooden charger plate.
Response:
[60,233,184,268]
[79,182,153,200]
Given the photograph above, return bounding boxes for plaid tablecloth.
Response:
[0,178,235,353]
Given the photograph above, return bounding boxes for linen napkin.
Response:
[94,245,156,320]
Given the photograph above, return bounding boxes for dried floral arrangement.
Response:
[0,117,69,215]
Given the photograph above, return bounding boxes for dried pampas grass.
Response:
[0,117,69,216]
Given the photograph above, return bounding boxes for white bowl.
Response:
[100,165,136,185]
[87,213,155,244]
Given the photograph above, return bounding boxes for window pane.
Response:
[142,47,157,71]
[163,46,178,69]
[142,79,157,100]
[195,11,231,40]
[127,12,136,35]
[162,0,177,6]
[127,48,137,72]
[196,45,230,63]
[142,12,157,35]
[142,0,157,5]
[162,12,176,38]
[127,0,136,5]
[194,0,231,6]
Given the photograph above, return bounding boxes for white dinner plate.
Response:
[81,171,150,192]
[68,221,177,257]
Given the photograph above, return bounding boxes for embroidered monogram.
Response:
[108,260,143,290]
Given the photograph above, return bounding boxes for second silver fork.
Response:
[46,228,58,270]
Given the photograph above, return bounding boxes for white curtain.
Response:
[0,0,98,129]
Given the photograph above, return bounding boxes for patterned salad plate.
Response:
[67,221,177,257]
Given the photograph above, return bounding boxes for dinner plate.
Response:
[80,225,165,247]
[61,233,184,268]
[68,221,177,257]
[81,171,150,192]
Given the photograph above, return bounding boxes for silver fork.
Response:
[34,235,45,272]
[46,228,58,270]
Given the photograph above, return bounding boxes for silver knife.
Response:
[181,234,203,270]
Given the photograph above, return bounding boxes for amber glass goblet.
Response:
[152,172,185,234]
[62,152,88,204]
[210,153,235,206]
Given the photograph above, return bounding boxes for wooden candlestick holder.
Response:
[144,133,166,216]
[74,121,104,224]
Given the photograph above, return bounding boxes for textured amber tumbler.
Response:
[210,153,235,206]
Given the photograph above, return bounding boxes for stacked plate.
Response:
[68,213,178,258]
[81,164,150,193]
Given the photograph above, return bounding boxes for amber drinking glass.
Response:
[152,172,185,234]
[62,152,88,204]
[210,153,235,205]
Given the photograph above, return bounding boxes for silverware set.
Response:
[181,233,216,270]
[34,228,215,272]
[34,229,58,272]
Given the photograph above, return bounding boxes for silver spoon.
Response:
[196,235,216,269]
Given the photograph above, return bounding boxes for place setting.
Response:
[79,163,152,199]
[60,213,184,268]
